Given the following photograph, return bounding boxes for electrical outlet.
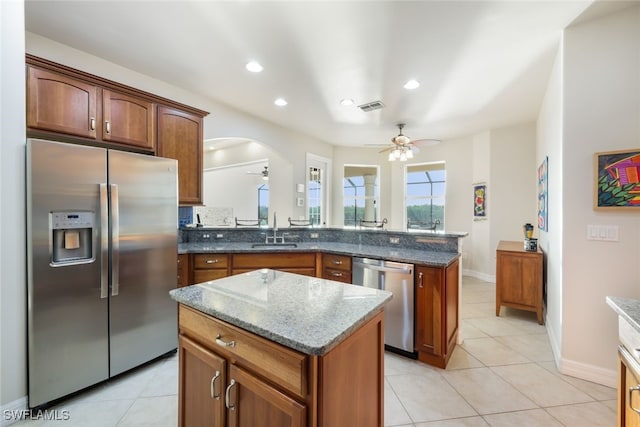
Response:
[203,234,210,239]
[389,237,400,244]
[310,233,319,239]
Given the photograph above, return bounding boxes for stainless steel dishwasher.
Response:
[352,257,415,356]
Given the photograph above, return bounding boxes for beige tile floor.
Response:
[14,276,616,426]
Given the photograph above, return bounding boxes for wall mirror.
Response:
[343,165,380,227]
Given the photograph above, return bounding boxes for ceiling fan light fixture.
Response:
[394,134,410,145]
[405,148,414,159]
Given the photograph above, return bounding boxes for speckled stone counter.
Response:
[169,269,393,355]
[178,241,459,267]
[607,296,640,333]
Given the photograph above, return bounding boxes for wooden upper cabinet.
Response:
[27,66,98,139]
[102,89,155,150]
[157,106,203,205]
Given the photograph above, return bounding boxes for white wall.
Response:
[559,6,640,386]
[468,131,492,280]
[1,0,27,412]
[537,43,564,365]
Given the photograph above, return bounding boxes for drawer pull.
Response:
[210,370,221,400]
[206,259,219,264]
[630,385,640,414]
[215,334,236,348]
[332,260,343,265]
[331,272,344,277]
[225,379,236,410]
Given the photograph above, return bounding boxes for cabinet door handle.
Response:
[332,260,343,265]
[90,117,96,131]
[206,259,219,264]
[225,379,236,410]
[210,370,221,400]
[418,271,424,288]
[215,334,236,348]
[105,120,111,134]
[629,385,640,414]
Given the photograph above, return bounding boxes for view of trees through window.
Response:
[406,162,446,231]
[258,184,269,226]
[343,166,379,227]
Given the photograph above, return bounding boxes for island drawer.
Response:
[179,305,308,399]
[193,254,229,269]
[322,268,352,284]
[322,253,352,271]
[232,252,315,269]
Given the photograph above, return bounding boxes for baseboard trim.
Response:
[462,269,495,283]
[559,357,617,389]
[1,396,27,427]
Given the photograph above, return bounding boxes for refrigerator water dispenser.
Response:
[50,211,95,265]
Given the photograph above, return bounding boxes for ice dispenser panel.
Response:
[50,211,95,265]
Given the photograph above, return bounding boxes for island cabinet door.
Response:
[226,364,306,427]
[178,335,227,427]
[415,265,443,355]
[619,346,640,427]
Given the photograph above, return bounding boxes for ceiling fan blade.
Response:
[412,138,441,147]
[378,146,394,153]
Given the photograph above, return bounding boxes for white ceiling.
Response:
[25,0,608,147]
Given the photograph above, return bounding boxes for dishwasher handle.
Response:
[353,260,412,274]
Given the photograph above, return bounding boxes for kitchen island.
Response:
[170,269,392,427]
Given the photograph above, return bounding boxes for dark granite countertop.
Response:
[178,241,459,267]
[170,269,392,355]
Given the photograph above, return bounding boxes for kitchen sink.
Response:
[251,243,298,248]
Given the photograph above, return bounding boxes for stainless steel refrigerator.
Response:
[27,139,178,408]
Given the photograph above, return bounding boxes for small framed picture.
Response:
[594,149,640,210]
[473,183,487,218]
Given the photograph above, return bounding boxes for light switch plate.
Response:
[587,225,619,241]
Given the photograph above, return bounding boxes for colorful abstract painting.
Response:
[594,149,640,210]
[473,183,486,218]
[538,157,548,231]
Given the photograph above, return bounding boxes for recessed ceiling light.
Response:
[246,61,263,73]
[340,98,355,106]
[274,98,288,107]
[403,79,420,90]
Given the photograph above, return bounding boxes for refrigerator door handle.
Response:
[110,184,120,297]
[99,184,109,299]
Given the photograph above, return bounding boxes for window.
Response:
[257,183,269,226]
[308,167,322,225]
[343,165,379,227]
[405,162,445,231]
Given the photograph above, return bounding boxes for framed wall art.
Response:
[594,149,640,210]
[538,156,548,231]
[473,183,487,219]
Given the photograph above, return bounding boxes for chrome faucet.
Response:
[265,211,284,244]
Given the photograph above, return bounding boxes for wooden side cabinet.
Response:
[157,106,203,205]
[177,254,190,287]
[495,240,543,324]
[415,258,459,369]
[619,345,640,427]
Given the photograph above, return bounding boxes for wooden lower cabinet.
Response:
[193,254,230,283]
[619,345,640,427]
[178,305,385,427]
[415,259,459,368]
[231,253,316,277]
[177,254,190,287]
[321,253,352,284]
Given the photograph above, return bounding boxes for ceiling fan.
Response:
[247,166,269,180]
[377,124,441,161]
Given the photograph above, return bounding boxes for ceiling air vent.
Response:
[358,100,385,112]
